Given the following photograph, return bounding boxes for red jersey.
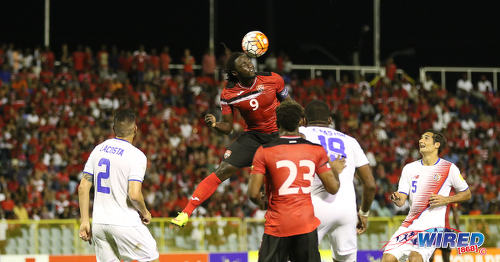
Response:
[251,136,331,237]
[160,53,171,71]
[220,72,287,134]
[73,51,85,71]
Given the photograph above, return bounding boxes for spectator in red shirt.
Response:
[385,57,397,81]
[73,45,85,73]
[41,47,55,70]
[149,48,160,79]
[160,46,171,75]
[118,50,132,73]
[182,48,195,81]
[202,49,216,78]
[0,192,15,218]
[0,43,5,66]
[39,64,54,84]
[133,45,148,84]
[0,43,496,223]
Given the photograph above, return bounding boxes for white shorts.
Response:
[383,226,435,262]
[92,223,159,262]
[312,195,357,262]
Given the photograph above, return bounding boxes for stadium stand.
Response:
[0,44,498,254]
[0,44,498,221]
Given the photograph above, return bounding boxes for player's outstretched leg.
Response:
[170,161,238,227]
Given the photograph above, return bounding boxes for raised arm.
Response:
[205,113,233,135]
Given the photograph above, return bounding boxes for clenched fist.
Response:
[204,114,216,128]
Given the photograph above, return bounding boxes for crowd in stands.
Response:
[0,43,498,221]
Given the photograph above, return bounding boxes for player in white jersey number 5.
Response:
[382,131,471,262]
[78,109,159,262]
[299,100,376,262]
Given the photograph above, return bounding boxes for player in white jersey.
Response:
[78,109,159,262]
[382,131,471,262]
[299,100,376,262]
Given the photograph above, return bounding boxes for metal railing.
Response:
[169,63,500,90]
[420,66,500,91]
[2,215,499,255]
[48,60,500,91]
[289,65,386,80]
[169,64,386,81]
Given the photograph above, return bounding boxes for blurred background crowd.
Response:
[0,43,498,221]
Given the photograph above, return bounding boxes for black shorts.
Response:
[223,131,279,168]
[258,229,320,262]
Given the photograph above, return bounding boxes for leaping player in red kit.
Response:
[171,52,293,227]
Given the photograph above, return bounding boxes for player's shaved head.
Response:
[276,100,304,132]
[305,100,330,123]
[113,109,136,137]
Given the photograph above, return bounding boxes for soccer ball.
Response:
[241,31,269,58]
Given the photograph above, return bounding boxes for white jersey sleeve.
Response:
[83,148,97,176]
[129,152,147,182]
[448,164,469,192]
[397,165,411,195]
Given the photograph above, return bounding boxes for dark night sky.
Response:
[2,1,499,77]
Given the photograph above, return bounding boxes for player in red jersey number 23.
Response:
[171,52,292,226]
[249,101,345,262]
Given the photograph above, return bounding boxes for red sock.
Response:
[182,173,222,216]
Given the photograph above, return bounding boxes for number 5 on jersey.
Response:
[411,180,417,193]
[277,160,315,195]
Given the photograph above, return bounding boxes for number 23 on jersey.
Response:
[277,160,315,195]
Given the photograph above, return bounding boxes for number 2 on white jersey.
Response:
[249,98,259,111]
[277,160,315,195]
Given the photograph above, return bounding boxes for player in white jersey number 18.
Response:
[300,100,376,262]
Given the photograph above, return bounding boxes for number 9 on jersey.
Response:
[250,98,259,111]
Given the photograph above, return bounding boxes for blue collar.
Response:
[113,137,130,144]
[421,158,440,166]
